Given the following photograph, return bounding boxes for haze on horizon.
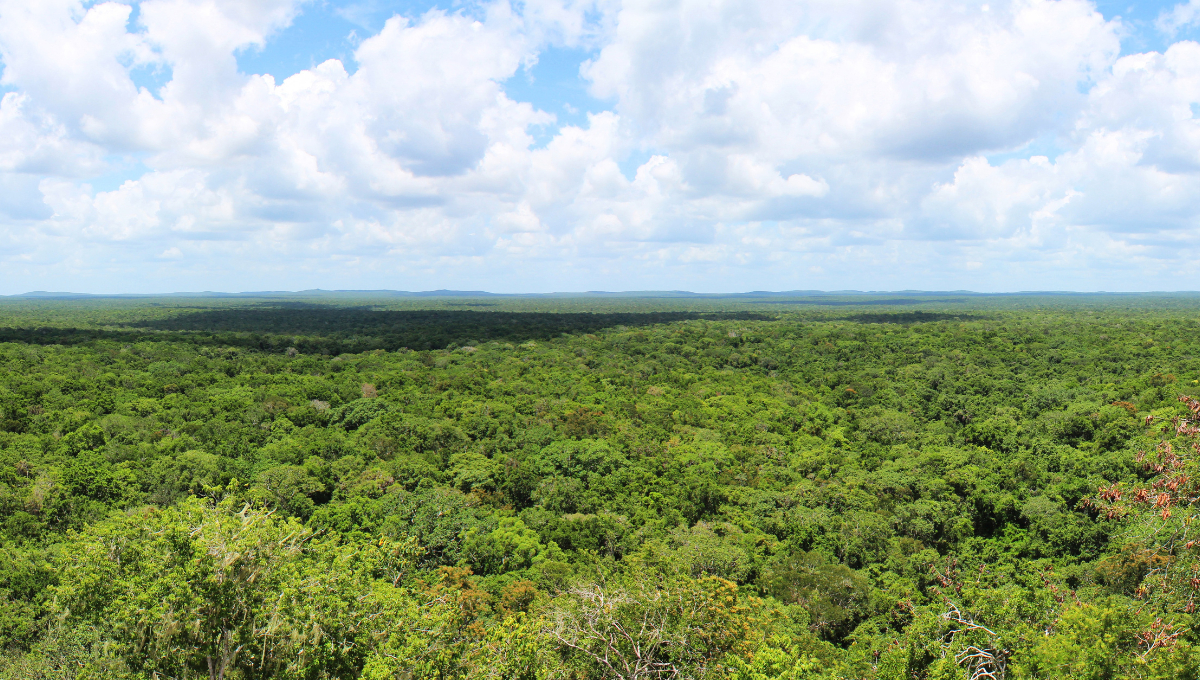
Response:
[2,0,1200,295]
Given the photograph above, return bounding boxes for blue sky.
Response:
[238,0,1200,175]
[3,0,1200,293]
[239,2,609,122]
[236,0,1178,113]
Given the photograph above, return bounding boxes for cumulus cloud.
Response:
[0,0,1198,292]
[923,38,1200,271]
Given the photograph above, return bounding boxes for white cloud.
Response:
[921,37,1200,260]
[2,0,1200,293]
[1158,0,1200,36]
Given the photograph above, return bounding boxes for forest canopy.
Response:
[2,294,1200,679]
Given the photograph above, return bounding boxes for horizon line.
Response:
[6,288,1200,299]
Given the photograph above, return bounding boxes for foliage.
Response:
[1,298,1200,677]
[52,495,419,679]
[547,572,762,679]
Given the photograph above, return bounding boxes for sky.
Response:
[3,0,1200,294]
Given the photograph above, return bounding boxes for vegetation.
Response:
[2,295,1200,678]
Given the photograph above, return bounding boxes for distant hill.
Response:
[9,288,1198,300]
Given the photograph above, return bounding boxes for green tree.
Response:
[53,496,418,680]
[461,516,564,575]
[1013,601,1197,679]
[548,572,762,679]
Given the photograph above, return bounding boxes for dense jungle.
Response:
[2,292,1200,679]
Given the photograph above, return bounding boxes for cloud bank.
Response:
[0,0,1196,292]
